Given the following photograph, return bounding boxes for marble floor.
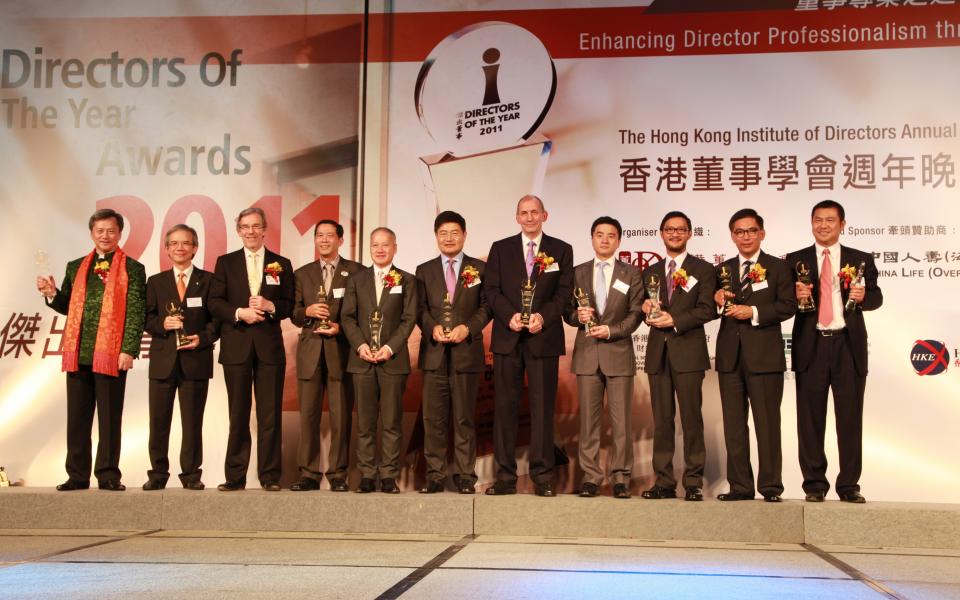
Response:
[1,529,958,599]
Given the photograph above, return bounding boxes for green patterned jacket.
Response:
[46,251,147,364]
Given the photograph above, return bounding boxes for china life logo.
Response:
[910,339,949,376]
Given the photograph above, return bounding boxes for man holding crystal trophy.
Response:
[483,195,573,497]
[290,220,363,492]
[415,211,492,494]
[786,200,882,504]
[564,216,643,499]
[341,227,417,493]
[142,224,219,491]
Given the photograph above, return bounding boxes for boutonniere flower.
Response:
[383,269,402,288]
[839,264,857,289]
[747,262,766,283]
[264,262,283,277]
[93,260,110,283]
[460,264,480,287]
[672,267,688,289]
[533,251,555,274]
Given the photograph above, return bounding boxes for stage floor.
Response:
[1,528,958,599]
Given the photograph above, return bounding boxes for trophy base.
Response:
[797,305,816,313]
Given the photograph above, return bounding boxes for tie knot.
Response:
[823,248,830,256]
[597,262,605,270]
[669,259,676,269]
[178,272,185,281]
[528,241,535,249]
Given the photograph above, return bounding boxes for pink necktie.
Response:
[445,259,457,300]
[666,259,676,303]
[525,241,536,277]
[819,249,833,327]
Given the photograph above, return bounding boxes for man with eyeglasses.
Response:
[142,224,219,491]
[786,200,882,504]
[36,208,146,492]
[713,208,796,502]
[209,207,294,491]
[640,212,717,502]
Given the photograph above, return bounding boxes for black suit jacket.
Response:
[144,267,220,380]
[416,255,492,373]
[208,248,294,365]
[291,256,364,380]
[341,265,418,375]
[785,245,882,375]
[563,259,643,377]
[641,254,717,374]
[484,233,574,357]
[714,251,796,374]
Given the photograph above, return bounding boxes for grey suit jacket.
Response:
[563,259,643,377]
[291,256,364,380]
[341,265,418,375]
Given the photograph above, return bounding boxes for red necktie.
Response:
[818,249,833,327]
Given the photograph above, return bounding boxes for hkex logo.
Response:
[910,340,949,376]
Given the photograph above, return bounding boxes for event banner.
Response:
[2,0,958,502]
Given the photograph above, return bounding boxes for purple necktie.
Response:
[445,258,457,300]
[666,259,676,303]
[525,241,536,277]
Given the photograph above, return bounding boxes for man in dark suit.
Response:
[640,211,717,502]
[142,224,219,491]
[209,207,294,491]
[37,208,146,492]
[483,195,574,497]
[290,219,363,492]
[415,211,492,494]
[713,208,796,502]
[564,216,642,499]
[341,227,417,493]
[786,200,882,504]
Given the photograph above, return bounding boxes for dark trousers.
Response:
[648,352,705,489]
[493,342,558,485]
[147,361,208,486]
[222,353,284,485]
[422,349,479,484]
[297,358,354,481]
[796,333,865,495]
[65,366,127,483]
[719,357,784,496]
[353,367,407,480]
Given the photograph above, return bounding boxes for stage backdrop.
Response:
[2,0,958,502]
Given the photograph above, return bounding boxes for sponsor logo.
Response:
[910,339,949,376]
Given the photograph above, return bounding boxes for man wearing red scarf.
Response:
[37,208,146,491]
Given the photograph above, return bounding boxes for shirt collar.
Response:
[441,251,464,266]
[815,242,840,259]
[739,251,761,266]
[593,255,616,271]
[319,255,341,269]
[246,246,265,260]
[522,232,543,251]
[174,263,194,281]
[666,252,687,268]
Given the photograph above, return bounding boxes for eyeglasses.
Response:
[166,241,196,248]
[662,227,689,235]
[238,224,264,232]
[733,228,761,238]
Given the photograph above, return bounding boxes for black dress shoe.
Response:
[641,485,677,499]
[183,481,205,491]
[380,478,399,494]
[534,482,556,497]
[142,480,166,491]
[290,477,320,491]
[56,479,89,491]
[329,478,349,492]
[261,482,281,492]
[613,483,631,499]
[684,487,703,502]
[839,491,866,504]
[805,491,826,502]
[484,481,517,495]
[718,492,755,501]
[419,480,444,494]
[579,482,599,497]
[217,481,245,491]
[356,478,376,493]
[459,480,476,494]
[763,494,783,503]
[98,480,126,491]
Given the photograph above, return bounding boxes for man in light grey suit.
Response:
[290,220,363,492]
[341,227,418,493]
[563,216,643,499]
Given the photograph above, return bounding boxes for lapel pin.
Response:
[341,271,348,277]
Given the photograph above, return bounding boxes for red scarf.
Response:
[61,248,129,376]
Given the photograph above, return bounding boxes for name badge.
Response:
[682,276,698,292]
[389,285,403,294]
[544,263,560,273]
[186,296,203,308]
[612,279,630,294]
[752,280,769,291]
[333,287,345,299]
[265,275,280,286]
